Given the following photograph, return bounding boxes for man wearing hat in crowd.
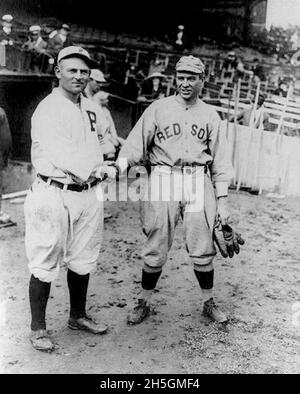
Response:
[138,71,167,102]
[24,46,117,351]
[117,55,234,325]
[0,14,15,46]
[22,25,47,54]
[48,23,73,58]
[22,25,50,72]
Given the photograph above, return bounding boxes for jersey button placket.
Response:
[183,116,189,163]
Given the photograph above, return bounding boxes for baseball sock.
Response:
[194,269,214,303]
[140,269,162,303]
[67,269,89,319]
[29,274,51,331]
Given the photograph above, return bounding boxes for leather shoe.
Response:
[68,315,108,334]
[30,329,55,352]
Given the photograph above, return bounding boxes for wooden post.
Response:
[232,79,241,177]
[237,81,261,191]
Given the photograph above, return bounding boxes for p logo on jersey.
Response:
[86,110,97,132]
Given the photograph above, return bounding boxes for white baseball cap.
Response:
[2,14,13,22]
[29,25,41,33]
[90,69,106,83]
[57,46,93,67]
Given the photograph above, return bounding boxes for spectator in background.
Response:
[251,58,266,83]
[222,51,253,82]
[22,25,50,73]
[0,106,15,228]
[0,14,14,46]
[22,25,47,54]
[273,81,288,97]
[231,94,269,129]
[175,25,185,51]
[138,72,167,102]
[47,24,72,58]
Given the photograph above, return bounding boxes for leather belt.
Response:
[153,165,208,174]
[38,174,100,192]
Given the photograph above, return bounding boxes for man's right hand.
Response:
[95,164,118,180]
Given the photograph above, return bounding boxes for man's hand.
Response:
[217,196,230,225]
[94,163,118,180]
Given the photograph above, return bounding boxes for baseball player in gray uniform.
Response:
[24,46,117,351]
[118,55,234,325]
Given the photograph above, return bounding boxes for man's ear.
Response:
[54,65,61,80]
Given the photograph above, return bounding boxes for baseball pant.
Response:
[24,178,103,283]
[140,167,217,271]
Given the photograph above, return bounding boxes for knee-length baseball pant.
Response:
[24,178,103,283]
[140,168,217,272]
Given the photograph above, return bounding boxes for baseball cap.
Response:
[2,14,13,22]
[145,72,166,80]
[175,55,205,75]
[57,46,93,67]
[61,23,70,30]
[29,25,41,33]
[90,69,106,83]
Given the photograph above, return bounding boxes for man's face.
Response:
[176,71,202,101]
[88,78,103,94]
[30,31,40,41]
[61,28,69,37]
[55,57,90,96]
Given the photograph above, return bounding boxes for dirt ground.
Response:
[0,183,300,374]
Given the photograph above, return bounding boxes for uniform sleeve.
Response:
[118,103,157,166]
[208,110,234,197]
[31,105,97,182]
[106,110,118,140]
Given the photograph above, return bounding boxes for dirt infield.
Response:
[0,189,300,374]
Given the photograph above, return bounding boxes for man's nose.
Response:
[182,78,189,86]
[74,70,82,79]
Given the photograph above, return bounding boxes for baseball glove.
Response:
[213,220,245,258]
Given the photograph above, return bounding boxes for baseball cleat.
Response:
[202,298,228,324]
[29,329,55,352]
[68,315,108,334]
[127,298,150,325]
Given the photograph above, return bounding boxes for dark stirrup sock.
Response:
[141,269,162,290]
[29,274,51,331]
[194,269,214,290]
[67,269,90,319]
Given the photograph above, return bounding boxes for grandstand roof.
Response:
[0,0,267,43]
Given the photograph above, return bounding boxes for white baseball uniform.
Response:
[119,94,234,270]
[24,88,105,282]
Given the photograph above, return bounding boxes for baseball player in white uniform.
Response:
[24,46,117,352]
[118,55,234,325]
